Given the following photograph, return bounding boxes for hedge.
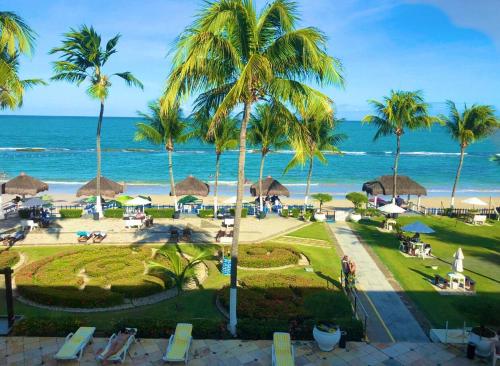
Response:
[291,208,301,218]
[59,208,83,218]
[0,249,20,268]
[198,209,214,218]
[238,245,300,268]
[280,209,289,218]
[229,208,248,218]
[103,208,125,218]
[144,208,175,218]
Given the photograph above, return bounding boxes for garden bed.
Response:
[0,249,21,268]
[238,245,301,268]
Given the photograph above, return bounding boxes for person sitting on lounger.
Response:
[97,328,136,365]
[411,233,421,242]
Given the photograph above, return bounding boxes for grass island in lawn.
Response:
[350,216,500,328]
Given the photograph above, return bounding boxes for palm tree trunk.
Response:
[258,152,266,212]
[304,157,313,209]
[229,101,251,336]
[450,145,465,209]
[95,101,104,217]
[214,152,221,219]
[167,139,177,209]
[392,134,401,203]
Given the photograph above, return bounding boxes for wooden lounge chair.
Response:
[272,332,295,366]
[162,323,192,365]
[93,232,107,243]
[77,231,94,243]
[54,327,96,361]
[1,231,25,246]
[96,328,137,364]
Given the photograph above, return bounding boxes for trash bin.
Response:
[93,212,100,221]
[339,331,347,349]
[466,342,476,359]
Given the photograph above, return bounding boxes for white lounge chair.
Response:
[163,323,193,365]
[472,214,487,225]
[96,328,137,364]
[54,327,96,361]
[272,332,295,366]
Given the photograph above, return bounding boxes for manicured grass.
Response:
[350,216,500,328]
[287,222,332,241]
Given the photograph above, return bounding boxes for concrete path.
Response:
[330,222,429,343]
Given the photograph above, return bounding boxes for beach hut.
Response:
[76,176,124,198]
[0,173,49,219]
[173,176,210,197]
[250,176,290,197]
[362,175,427,209]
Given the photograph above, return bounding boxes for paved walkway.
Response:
[330,222,429,343]
[0,336,482,365]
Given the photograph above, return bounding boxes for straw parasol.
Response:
[362,175,427,196]
[250,176,290,197]
[378,203,406,214]
[1,172,48,196]
[173,176,210,197]
[76,176,124,198]
[452,248,464,273]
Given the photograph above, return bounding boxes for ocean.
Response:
[0,115,499,198]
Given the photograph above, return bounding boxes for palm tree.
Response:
[285,105,345,208]
[0,12,44,111]
[440,101,499,208]
[135,100,188,208]
[162,0,343,335]
[50,26,143,215]
[193,112,239,217]
[363,90,433,202]
[248,103,289,212]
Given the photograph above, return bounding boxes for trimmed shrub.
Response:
[303,212,313,221]
[103,208,125,218]
[238,245,300,268]
[198,209,214,218]
[229,208,248,218]
[0,249,20,268]
[291,208,301,218]
[346,192,367,209]
[18,209,31,219]
[280,209,289,218]
[144,208,175,218]
[59,209,83,218]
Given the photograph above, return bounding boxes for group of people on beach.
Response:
[255,195,283,213]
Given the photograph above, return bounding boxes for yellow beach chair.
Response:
[54,326,96,361]
[162,323,193,364]
[272,332,295,366]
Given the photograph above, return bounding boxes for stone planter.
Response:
[349,213,362,222]
[314,212,326,222]
[468,327,497,357]
[313,325,341,351]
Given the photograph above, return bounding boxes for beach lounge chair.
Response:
[77,231,94,243]
[1,231,25,246]
[162,323,193,364]
[54,326,96,361]
[96,328,137,364]
[272,332,295,366]
[92,231,107,243]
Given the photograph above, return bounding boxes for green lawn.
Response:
[286,222,332,241]
[350,216,500,328]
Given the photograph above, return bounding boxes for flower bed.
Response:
[238,245,300,268]
[0,249,20,268]
[15,247,175,308]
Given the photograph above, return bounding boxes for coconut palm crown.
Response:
[50,25,143,215]
[162,0,343,335]
[440,101,499,208]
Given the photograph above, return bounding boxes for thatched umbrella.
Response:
[250,176,290,197]
[363,175,426,209]
[1,172,48,196]
[76,176,124,198]
[173,176,209,197]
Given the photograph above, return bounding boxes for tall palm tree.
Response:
[50,26,143,215]
[0,11,36,57]
[135,101,188,208]
[285,103,345,208]
[193,112,239,217]
[248,103,288,211]
[363,90,433,201]
[440,101,499,208]
[162,0,343,335]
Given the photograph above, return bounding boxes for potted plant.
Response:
[468,307,498,357]
[313,322,341,351]
[311,193,332,222]
[345,192,367,222]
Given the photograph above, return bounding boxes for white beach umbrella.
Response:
[224,196,248,205]
[452,248,464,273]
[462,197,487,206]
[378,203,406,214]
[125,196,151,206]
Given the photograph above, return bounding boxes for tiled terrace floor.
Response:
[0,337,488,365]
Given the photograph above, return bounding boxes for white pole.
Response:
[0,194,4,220]
[417,196,421,211]
[95,195,103,218]
[214,196,218,219]
[374,196,378,208]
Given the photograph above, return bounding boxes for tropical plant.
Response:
[0,12,44,111]
[135,100,188,207]
[440,101,499,208]
[148,247,212,293]
[362,90,434,201]
[248,103,289,211]
[345,192,367,209]
[193,112,239,217]
[162,0,343,335]
[50,25,143,215]
[285,103,345,209]
[311,193,332,212]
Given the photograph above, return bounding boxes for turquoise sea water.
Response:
[0,115,498,197]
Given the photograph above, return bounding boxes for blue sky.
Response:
[5,0,500,119]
